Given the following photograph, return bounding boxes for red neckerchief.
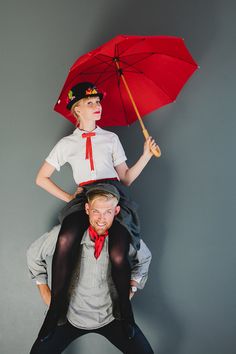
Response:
[82,132,96,171]
[88,225,109,259]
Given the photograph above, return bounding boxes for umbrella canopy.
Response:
[54,34,198,128]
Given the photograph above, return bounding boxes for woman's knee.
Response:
[57,232,73,248]
[109,249,129,269]
[57,212,88,247]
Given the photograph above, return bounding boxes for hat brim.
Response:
[85,184,120,201]
[67,93,103,110]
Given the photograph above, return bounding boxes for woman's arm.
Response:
[36,161,75,202]
[115,137,158,186]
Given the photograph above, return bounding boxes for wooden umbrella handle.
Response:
[115,60,161,158]
[142,128,161,158]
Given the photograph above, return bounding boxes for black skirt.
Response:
[58,180,141,250]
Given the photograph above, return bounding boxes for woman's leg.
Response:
[108,220,135,338]
[38,210,89,341]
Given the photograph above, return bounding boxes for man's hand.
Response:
[129,280,139,300]
[129,291,135,300]
[37,284,51,306]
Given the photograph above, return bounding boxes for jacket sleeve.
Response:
[129,239,152,289]
[26,225,60,284]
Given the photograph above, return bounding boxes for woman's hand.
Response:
[143,136,160,159]
[75,186,84,195]
[68,186,84,202]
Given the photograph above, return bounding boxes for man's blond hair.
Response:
[87,191,119,206]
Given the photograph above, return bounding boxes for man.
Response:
[28,184,154,353]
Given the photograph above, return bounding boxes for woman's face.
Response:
[75,96,102,122]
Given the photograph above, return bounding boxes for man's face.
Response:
[85,197,120,235]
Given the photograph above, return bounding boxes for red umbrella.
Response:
[54,34,198,157]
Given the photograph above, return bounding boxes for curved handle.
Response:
[142,129,161,158]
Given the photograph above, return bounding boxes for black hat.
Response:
[86,183,120,202]
[66,82,103,110]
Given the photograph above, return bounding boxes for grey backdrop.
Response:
[0,0,235,353]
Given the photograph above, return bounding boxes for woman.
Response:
[36,81,159,341]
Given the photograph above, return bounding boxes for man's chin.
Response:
[94,226,108,235]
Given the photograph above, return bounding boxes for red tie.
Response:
[88,225,109,259]
[82,132,96,171]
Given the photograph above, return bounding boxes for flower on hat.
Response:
[66,89,75,104]
[86,87,98,95]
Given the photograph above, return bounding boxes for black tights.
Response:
[38,211,133,340]
[109,220,134,323]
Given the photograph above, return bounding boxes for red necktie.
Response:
[88,225,109,259]
[82,132,96,171]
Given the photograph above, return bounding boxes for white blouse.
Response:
[45,126,127,185]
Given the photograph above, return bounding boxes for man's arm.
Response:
[129,239,152,298]
[37,284,51,306]
[27,224,60,304]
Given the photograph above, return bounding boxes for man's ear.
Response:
[85,202,90,215]
[114,205,120,215]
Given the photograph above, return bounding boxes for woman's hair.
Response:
[71,101,80,126]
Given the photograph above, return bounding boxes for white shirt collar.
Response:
[73,126,101,135]
[81,229,90,245]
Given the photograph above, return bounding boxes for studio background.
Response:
[0,0,235,353]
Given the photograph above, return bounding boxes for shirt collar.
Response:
[73,126,101,136]
[81,230,90,245]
